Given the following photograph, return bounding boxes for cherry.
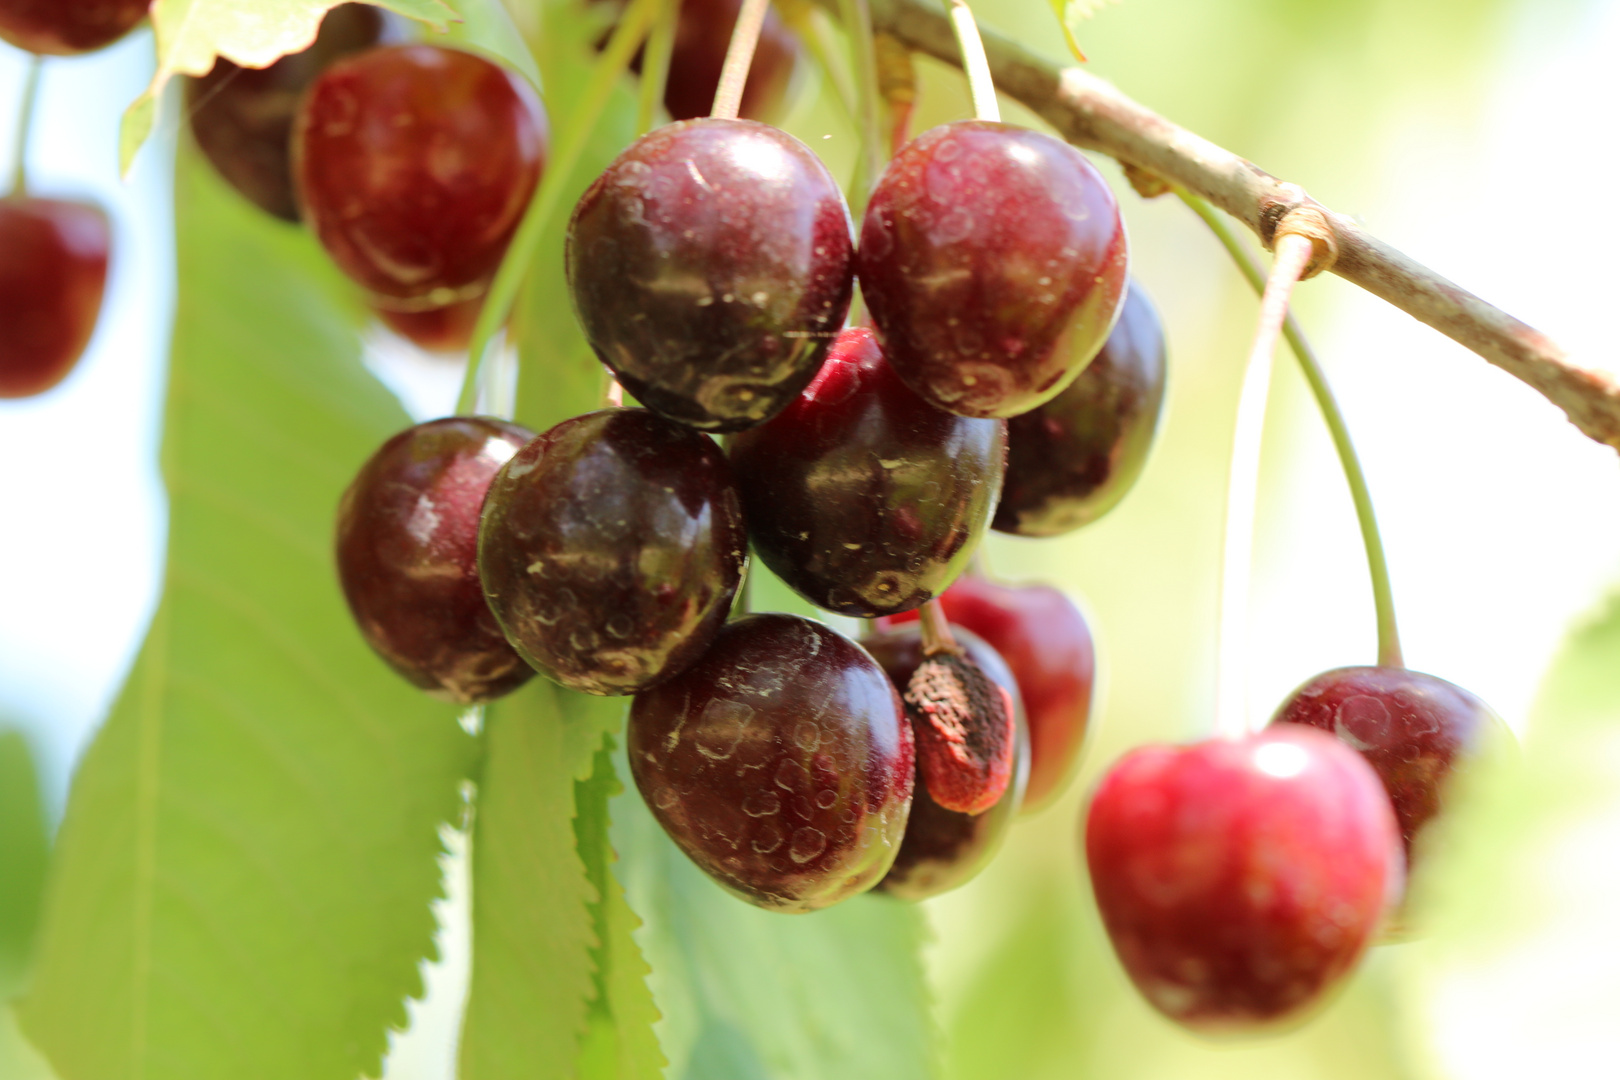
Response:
[905,645,1015,815]
[627,612,913,912]
[477,408,746,696]
[187,3,404,223]
[0,0,149,55]
[0,196,109,398]
[727,327,1006,616]
[862,624,1029,901]
[374,295,483,355]
[993,279,1167,535]
[1270,666,1504,862]
[1085,726,1402,1032]
[293,44,547,305]
[335,416,536,703]
[858,121,1128,419]
[880,574,1094,811]
[566,118,854,432]
[659,0,801,123]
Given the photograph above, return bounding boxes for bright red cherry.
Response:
[858,121,1128,419]
[566,118,854,432]
[863,624,1029,901]
[0,196,109,398]
[880,575,1094,811]
[1085,726,1402,1032]
[728,327,1005,616]
[477,408,747,696]
[187,3,405,222]
[0,0,149,55]
[994,279,1167,535]
[660,0,801,123]
[293,44,547,305]
[335,417,536,703]
[1270,666,1505,862]
[628,613,914,912]
[374,295,483,355]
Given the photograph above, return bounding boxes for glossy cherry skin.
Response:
[660,0,801,123]
[566,118,855,432]
[628,613,914,912]
[1270,666,1505,862]
[0,197,109,398]
[477,408,747,696]
[1085,726,1402,1033]
[294,44,547,304]
[880,575,1094,811]
[994,279,1166,535]
[335,417,536,703]
[728,328,1006,616]
[863,625,1029,901]
[859,121,1128,419]
[375,294,483,355]
[0,0,148,55]
[187,3,404,222]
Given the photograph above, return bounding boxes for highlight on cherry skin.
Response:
[727,326,1007,617]
[0,195,111,399]
[335,416,537,704]
[565,117,855,433]
[627,613,915,913]
[880,573,1094,812]
[858,120,1129,420]
[476,408,747,696]
[862,623,1030,901]
[1084,725,1403,1033]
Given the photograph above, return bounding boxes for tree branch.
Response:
[863,0,1620,452]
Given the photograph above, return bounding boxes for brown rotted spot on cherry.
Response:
[905,652,1015,815]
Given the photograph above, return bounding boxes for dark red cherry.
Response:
[566,118,854,432]
[993,279,1166,535]
[1270,666,1505,862]
[186,3,406,222]
[863,624,1029,901]
[374,294,483,355]
[660,0,801,123]
[0,0,148,55]
[628,613,913,912]
[880,575,1094,811]
[0,196,109,398]
[335,416,536,703]
[858,121,1128,419]
[477,408,747,695]
[1085,727,1402,1032]
[727,328,1005,616]
[294,44,547,304]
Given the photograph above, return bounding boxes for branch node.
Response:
[1122,162,1170,199]
[1273,205,1339,281]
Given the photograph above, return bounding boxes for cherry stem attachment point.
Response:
[918,598,961,657]
[1212,229,1315,740]
[712,0,773,120]
[947,0,999,123]
[9,56,42,197]
[1181,190,1403,671]
[637,0,680,135]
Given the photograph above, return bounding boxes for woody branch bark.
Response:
[858,0,1620,452]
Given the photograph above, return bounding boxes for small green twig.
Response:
[637,0,679,135]
[9,56,43,197]
[946,0,998,122]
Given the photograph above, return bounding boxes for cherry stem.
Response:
[947,0,999,123]
[917,598,961,657]
[1182,191,1404,671]
[837,0,883,215]
[8,56,42,197]
[605,374,625,408]
[711,0,772,120]
[1212,231,1315,740]
[455,0,662,417]
[636,0,680,135]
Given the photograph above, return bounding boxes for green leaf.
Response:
[0,729,47,1000]
[119,0,459,174]
[457,684,626,1080]
[0,1005,54,1080]
[1045,0,1116,62]
[612,743,935,1080]
[18,148,477,1080]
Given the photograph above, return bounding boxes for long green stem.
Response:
[947,0,998,122]
[836,0,883,218]
[636,0,679,135]
[1180,190,1404,670]
[9,56,42,196]
[455,0,663,416]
